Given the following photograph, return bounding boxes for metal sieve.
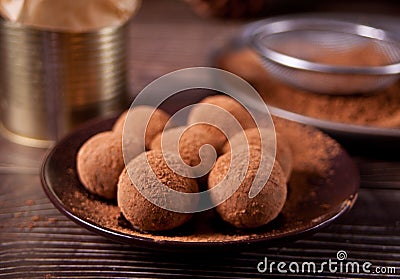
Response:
[248,17,400,95]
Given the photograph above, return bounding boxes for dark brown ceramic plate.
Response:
[41,115,359,250]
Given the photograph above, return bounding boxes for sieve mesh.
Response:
[250,18,400,95]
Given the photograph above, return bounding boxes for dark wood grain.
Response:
[1,0,400,278]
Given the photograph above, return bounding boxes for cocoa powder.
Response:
[309,43,389,67]
[217,48,400,128]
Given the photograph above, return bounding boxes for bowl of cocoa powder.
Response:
[211,14,400,151]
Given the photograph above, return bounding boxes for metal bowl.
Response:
[248,17,400,95]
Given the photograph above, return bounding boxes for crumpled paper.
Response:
[0,0,141,31]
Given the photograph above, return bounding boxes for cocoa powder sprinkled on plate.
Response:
[273,116,341,214]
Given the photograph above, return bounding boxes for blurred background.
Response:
[181,0,400,18]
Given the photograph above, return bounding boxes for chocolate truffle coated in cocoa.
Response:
[150,124,222,167]
[187,95,256,139]
[77,131,124,199]
[208,147,287,229]
[117,150,199,231]
[113,106,173,150]
[222,128,292,181]
[149,126,186,155]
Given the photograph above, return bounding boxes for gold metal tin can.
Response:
[0,17,129,147]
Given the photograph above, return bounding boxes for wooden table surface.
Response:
[1,1,399,278]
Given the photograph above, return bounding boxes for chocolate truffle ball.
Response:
[117,150,199,231]
[208,147,287,229]
[149,126,186,154]
[222,128,292,181]
[187,95,256,140]
[77,131,124,199]
[150,125,221,168]
[113,106,173,150]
